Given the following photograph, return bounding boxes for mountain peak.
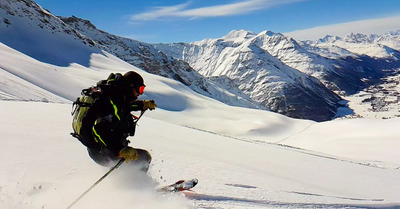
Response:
[223,29,255,41]
[59,16,97,30]
[258,30,283,37]
[344,32,374,43]
[387,29,400,36]
[317,35,342,43]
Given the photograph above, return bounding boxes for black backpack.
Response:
[70,73,122,146]
[71,85,104,146]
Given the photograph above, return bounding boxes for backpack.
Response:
[70,73,123,147]
[71,86,104,146]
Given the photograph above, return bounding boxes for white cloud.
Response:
[131,2,191,21]
[131,0,303,21]
[284,15,400,41]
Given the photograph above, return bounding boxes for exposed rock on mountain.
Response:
[155,29,400,120]
[1,0,399,121]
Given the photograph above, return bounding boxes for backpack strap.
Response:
[71,87,102,115]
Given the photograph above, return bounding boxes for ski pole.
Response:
[132,109,146,123]
[66,158,125,209]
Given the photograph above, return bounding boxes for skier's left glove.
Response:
[119,146,138,163]
[143,100,157,111]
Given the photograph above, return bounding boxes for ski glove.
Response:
[143,100,157,111]
[119,146,138,162]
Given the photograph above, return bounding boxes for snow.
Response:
[1,40,400,209]
[0,3,99,67]
[342,70,400,119]
[281,118,400,168]
[311,32,400,59]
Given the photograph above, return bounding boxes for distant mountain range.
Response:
[1,0,399,121]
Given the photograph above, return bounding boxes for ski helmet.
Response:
[122,71,145,94]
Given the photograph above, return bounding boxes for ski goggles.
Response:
[138,85,145,94]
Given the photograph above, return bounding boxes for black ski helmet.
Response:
[122,71,145,92]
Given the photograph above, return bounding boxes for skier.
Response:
[71,71,157,172]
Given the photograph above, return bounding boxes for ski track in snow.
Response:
[181,124,397,170]
[187,192,393,209]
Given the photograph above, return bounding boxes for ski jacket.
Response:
[77,73,145,156]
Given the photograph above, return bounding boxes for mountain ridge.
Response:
[1,0,400,121]
[155,29,400,120]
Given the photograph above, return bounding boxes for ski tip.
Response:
[176,178,198,185]
[192,178,198,186]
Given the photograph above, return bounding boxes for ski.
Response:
[158,178,198,193]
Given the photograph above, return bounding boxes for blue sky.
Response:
[35,0,400,43]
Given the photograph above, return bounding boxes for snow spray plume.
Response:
[112,161,157,190]
[66,158,124,209]
[66,110,147,208]
[110,165,194,209]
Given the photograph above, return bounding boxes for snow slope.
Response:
[0,0,100,67]
[1,41,400,209]
[0,0,261,115]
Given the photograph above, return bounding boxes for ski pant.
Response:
[87,147,152,172]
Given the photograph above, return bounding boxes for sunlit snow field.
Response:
[1,43,400,209]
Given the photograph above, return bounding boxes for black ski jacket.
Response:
[81,74,144,156]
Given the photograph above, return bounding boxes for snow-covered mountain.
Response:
[1,0,400,121]
[155,30,342,121]
[0,0,100,67]
[303,32,400,95]
[155,29,400,120]
[312,31,400,59]
[0,0,258,109]
[1,0,341,121]
[59,16,262,109]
